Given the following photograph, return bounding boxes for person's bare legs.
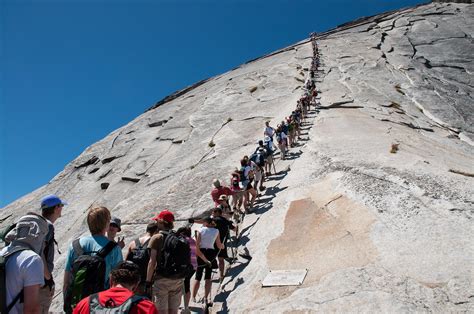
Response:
[204,279,212,304]
[192,279,200,302]
[218,257,225,280]
[249,188,257,207]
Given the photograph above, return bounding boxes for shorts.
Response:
[195,248,217,281]
[152,277,183,311]
[245,182,253,191]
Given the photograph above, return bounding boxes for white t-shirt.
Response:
[264,126,275,137]
[0,248,44,314]
[199,227,219,249]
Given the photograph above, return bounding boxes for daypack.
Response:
[255,152,266,167]
[125,238,150,284]
[1,247,29,314]
[89,293,145,314]
[156,231,192,279]
[64,239,117,313]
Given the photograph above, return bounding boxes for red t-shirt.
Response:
[211,186,232,206]
[73,287,158,314]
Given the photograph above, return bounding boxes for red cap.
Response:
[152,210,175,223]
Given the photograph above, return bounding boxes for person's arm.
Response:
[215,231,225,250]
[23,284,41,314]
[63,270,71,294]
[146,248,157,282]
[125,240,135,260]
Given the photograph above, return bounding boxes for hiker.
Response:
[0,213,49,314]
[107,216,125,249]
[145,210,184,314]
[176,226,197,314]
[276,126,288,160]
[210,179,232,207]
[261,138,275,176]
[229,170,244,211]
[263,121,277,151]
[216,194,233,218]
[39,195,66,313]
[63,206,123,313]
[251,148,266,191]
[72,261,158,314]
[241,158,257,211]
[192,217,224,307]
[211,208,236,282]
[125,222,159,295]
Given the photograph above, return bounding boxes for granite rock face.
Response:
[1,2,473,312]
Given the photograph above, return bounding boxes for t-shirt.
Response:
[264,126,275,138]
[199,227,219,249]
[212,216,235,242]
[65,235,123,288]
[43,220,55,273]
[73,287,158,314]
[210,186,233,206]
[0,248,44,314]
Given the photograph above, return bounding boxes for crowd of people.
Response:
[0,38,320,314]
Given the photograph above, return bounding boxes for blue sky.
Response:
[0,0,426,207]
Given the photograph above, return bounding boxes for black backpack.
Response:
[88,293,145,313]
[63,239,117,313]
[156,231,192,279]
[1,247,29,314]
[126,238,151,284]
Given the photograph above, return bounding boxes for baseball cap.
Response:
[110,216,122,231]
[41,195,68,209]
[152,210,175,223]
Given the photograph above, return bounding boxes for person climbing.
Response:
[125,222,158,295]
[0,213,49,314]
[210,179,232,207]
[229,170,244,212]
[63,206,123,313]
[192,217,224,308]
[263,121,277,151]
[242,157,257,211]
[276,126,288,160]
[216,194,232,218]
[107,216,125,249]
[38,195,66,314]
[176,226,197,314]
[210,208,236,282]
[72,261,158,314]
[146,210,186,314]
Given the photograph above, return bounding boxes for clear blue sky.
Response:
[1,0,426,207]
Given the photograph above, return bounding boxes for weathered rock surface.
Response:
[1,2,473,312]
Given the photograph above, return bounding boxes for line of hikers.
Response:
[0,38,321,314]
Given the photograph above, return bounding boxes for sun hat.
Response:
[110,216,122,231]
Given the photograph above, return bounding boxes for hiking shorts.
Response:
[153,277,183,311]
[195,248,217,281]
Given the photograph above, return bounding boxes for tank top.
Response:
[199,227,219,249]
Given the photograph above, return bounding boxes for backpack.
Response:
[239,166,247,182]
[1,247,29,314]
[156,231,192,279]
[63,240,117,313]
[126,238,150,284]
[89,293,145,314]
[255,152,266,167]
[1,213,49,314]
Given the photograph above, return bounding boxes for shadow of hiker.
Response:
[214,276,246,313]
[285,150,302,160]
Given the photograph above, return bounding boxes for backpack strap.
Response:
[134,238,141,249]
[2,247,30,313]
[142,238,151,249]
[97,241,117,259]
[72,239,84,256]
